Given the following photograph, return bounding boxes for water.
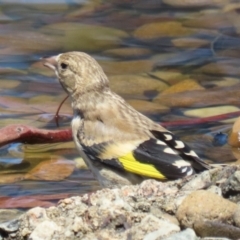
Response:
[0,0,239,209]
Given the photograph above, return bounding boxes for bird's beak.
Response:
[42,56,58,71]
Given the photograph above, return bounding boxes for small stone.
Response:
[207,185,222,196]
[127,99,170,114]
[228,117,240,147]
[224,171,240,192]
[103,47,151,58]
[25,158,75,181]
[194,220,240,239]
[0,219,19,233]
[181,171,211,191]
[29,220,60,240]
[177,190,237,228]
[195,61,240,77]
[184,106,239,118]
[164,228,197,240]
[163,0,228,7]
[172,37,210,48]
[233,205,240,228]
[161,79,204,95]
[133,215,180,240]
[133,21,196,40]
[109,74,168,97]
[154,83,240,108]
[40,23,129,52]
[101,59,154,75]
[148,71,187,85]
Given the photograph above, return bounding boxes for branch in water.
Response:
[0,124,72,147]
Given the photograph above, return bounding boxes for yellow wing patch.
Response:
[118,152,166,180]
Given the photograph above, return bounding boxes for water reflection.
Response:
[0,0,240,208]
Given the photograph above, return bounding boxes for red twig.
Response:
[0,124,72,147]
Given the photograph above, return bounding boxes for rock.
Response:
[184,106,239,119]
[176,190,237,229]
[148,71,187,85]
[126,99,170,114]
[29,220,61,240]
[194,220,240,239]
[233,206,240,228]
[165,228,197,240]
[161,79,204,95]
[172,37,210,48]
[40,23,129,52]
[129,215,180,240]
[207,185,222,196]
[109,74,168,97]
[133,21,196,40]
[0,209,23,223]
[183,12,232,29]
[154,83,240,108]
[0,219,19,233]
[195,61,240,77]
[181,171,211,191]
[228,117,240,147]
[24,158,75,181]
[101,59,154,75]
[0,79,20,89]
[163,0,229,8]
[103,47,152,58]
[223,171,240,192]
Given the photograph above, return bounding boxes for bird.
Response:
[42,51,209,182]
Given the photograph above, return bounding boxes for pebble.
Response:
[184,106,239,118]
[24,158,75,181]
[154,83,240,107]
[127,99,170,114]
[109,74,168,97]
[101,59,154,75]
[176,190,237,228]
[161,79,204,95]
[172,37,210,48]
[40,23,129,52]
[133,21,196,40]
[103,47,152,58]
[228,117,240,147]
[163,0,229,7]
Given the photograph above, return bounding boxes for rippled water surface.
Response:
[0,0,240,209]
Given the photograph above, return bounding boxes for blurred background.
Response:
[0,0,240,213]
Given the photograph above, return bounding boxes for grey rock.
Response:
[0,219,19,233]
[165,228,198,240]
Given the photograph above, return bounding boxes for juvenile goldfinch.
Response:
[43,52,209,182]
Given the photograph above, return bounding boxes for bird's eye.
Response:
[60,62,68,70]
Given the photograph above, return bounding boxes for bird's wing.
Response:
[80,130,208,180]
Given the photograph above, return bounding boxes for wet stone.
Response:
[229,116,240,147]
[133,21,196,40]
[109,74,168,97]
[184,106,239,118]
[40,23,129,52]
[101,59,154,75]
[171,37,210,48]
[161,79,204,95]
[103,47,152,58]
[163,0,229,8]
[127,99,170,114]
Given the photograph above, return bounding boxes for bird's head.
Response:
[42,51,109,95]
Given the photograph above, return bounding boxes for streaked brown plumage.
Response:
[43,51,209,182]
